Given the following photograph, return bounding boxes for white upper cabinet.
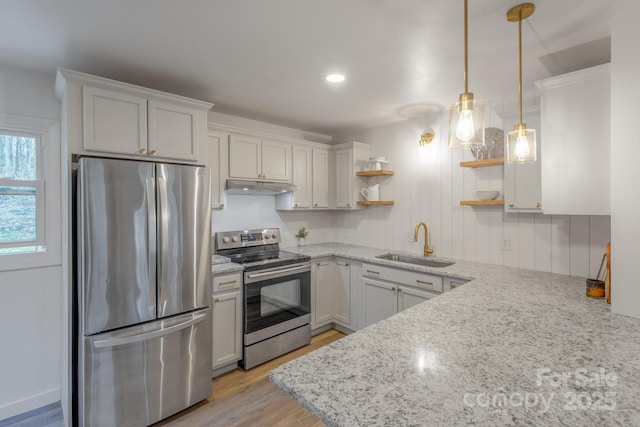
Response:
[502,105,542,212]
[204,130,228,209]
[334,142,369,209]
[535,64,610,215]
[312,148,329,208]
[291,145,312,208]
[228,134,292,182]
[58,68,211,163]
[82,85,148,155]
[148,100,199,161]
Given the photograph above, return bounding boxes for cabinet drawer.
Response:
[362,263,443,293]
[213,272,242,293]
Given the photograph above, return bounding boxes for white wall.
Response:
[332,103,611,279]
[611,5,640,318]
[0,65,62,420]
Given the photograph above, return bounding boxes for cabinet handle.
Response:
[345,263,349,267]
[220,203,225,208]
[150,150,158,156]
[214,298,220,303]
[139,148,147,154]
[416,279,433,286]
[397,288,402,293]
[536,202,542,208]
[314,204,318,207]
[317,262,330,266]
[508,203,514,208]
[294,203,298,207]
[391,287,396,291]
[347,203,351,207]
[219,280,237,286]
[366,270,380,275]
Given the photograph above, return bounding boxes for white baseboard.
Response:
[0,388,60,421]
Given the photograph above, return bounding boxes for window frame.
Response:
[0,113,60,272]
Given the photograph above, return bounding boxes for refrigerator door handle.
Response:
[157,175,169,296]
[93,312,208,348]
[146,176,157,308]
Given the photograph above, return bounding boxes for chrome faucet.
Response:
[414,222,434,257]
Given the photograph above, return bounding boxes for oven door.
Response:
[243,263,311,345]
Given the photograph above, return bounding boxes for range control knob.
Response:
[231,236,239,242]
[222,237,230,243]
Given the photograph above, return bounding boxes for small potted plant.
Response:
[295,227,309,246]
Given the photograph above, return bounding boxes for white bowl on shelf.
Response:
[476,191,499,201]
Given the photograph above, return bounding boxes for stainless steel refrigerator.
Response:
[73,157,212,427]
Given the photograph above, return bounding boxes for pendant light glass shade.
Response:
[506,3,536,164]
[507,123,536,162]
[448,0,485,150]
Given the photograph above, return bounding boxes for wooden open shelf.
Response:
[356,170,395,177]
[460,200,505,206]
[356,201,395,206]
[460,158,504,168]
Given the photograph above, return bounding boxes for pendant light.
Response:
[449,0,485,149]
[506,3,536,163]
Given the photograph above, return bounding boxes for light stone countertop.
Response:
[271,243,640,426]
[211,261,243,275]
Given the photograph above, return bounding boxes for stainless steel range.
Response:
[215,228,311,369]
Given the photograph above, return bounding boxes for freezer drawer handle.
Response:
[93,312,208,348]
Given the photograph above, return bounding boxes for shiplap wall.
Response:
[334,106,611,279]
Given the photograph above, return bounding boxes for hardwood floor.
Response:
[154,329,346,427]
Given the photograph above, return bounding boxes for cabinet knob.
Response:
[508,203,514,208]
[214,298,220,303]
[139,148,147,155]
[397,288,402,293]
[536,202,542,209]
[391,287,396,291]
[347,203,351,207]
[220,203,225,208]
[294,204,298,207]
[150,150,158,156]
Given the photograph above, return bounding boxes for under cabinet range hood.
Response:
[226,179,298,195]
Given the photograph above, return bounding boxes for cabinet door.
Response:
[335,149,353,208]
[334,259,351,326]
[292,145,312,208]
[205,131,227,209]
[261,138,292,182]
[148,100,199,161]
[313,259,335,327]
[212,290,242,369]
[312,148,329,208]
[397,285,436,312]
[362,277,397,327]
[537,64,610,215]
[82,85,148,156]
[229,134,261,179]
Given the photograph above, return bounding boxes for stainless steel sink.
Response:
[375,253,454,268]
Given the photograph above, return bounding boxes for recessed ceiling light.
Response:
[326,73,345,83]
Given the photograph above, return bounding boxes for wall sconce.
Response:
[419,131,435,147]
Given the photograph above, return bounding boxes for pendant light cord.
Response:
[518,9,523,126]
[464,0,469,93]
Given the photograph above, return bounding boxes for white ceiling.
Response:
[0,0,621,135]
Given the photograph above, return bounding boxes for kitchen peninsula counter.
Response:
[271,243,640,426]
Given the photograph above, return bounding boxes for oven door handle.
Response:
[245,264,310,281]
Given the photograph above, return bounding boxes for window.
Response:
[0,113,60,271]
[0,131,45,254]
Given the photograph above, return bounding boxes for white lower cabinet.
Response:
[211,272,242,375]
[362,263,441,328]
[311,257,352,330]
